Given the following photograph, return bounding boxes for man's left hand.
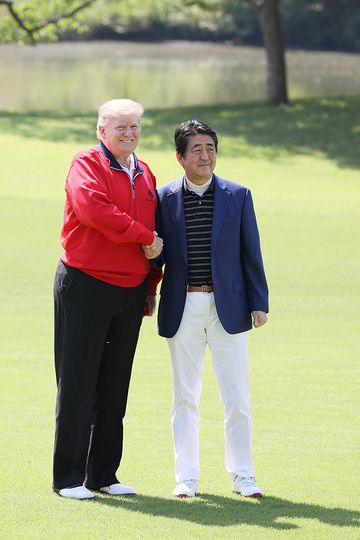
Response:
[143,295,156,317]
[252,311,267,328]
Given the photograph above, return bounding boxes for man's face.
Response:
[177,134,217,185]
[99,114,140,159]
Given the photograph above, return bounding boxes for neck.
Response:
[101,141,133,167]
[116,153,132,168]
[186,176,212,196]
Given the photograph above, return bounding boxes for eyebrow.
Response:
[191,142,215,149]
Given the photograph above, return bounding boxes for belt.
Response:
[187,284,213,293]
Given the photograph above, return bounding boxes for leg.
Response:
[206,295,254,477]
[167,293,208,483]
[85,281,147,489]
[53,262,112,490]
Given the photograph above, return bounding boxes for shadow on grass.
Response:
[94,493,360,530]
[0,96,359,169]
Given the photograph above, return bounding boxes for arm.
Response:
[66,155,154,245]
[142,190,164,258]
[143,259,163,317]
[241,189,269,315]
[143,193,164,316]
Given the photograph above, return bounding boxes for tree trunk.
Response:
[255,0,288,104]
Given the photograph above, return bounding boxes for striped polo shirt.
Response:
[184,177,214,286]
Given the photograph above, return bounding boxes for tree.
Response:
[250,0,288,104]
[180,0,288,104]
[174,0,288,104]
[0,0,96,44]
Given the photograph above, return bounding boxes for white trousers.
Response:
[167,292,254,483]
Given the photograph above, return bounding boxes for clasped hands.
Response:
[142,236,268,327]
[142,232,163,260]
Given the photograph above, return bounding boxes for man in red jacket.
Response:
[53,99,162,500]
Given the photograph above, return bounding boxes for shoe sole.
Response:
[99,491,136,496]
[60,495,94,500]
[56,492,94,500]
[233,491,264,498]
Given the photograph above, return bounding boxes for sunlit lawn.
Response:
[0,97,359,538]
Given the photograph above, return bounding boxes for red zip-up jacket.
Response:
[60,142,161,294]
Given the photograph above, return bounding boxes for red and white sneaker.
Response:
[173,479,198,498]
[100,483,136,496]
[233,476,264,498]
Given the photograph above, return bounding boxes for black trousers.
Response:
[53,261,147,490]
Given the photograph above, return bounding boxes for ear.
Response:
[176,151,184,167]
[99,124,106,139]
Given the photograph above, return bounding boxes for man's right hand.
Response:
[142,232,163,259]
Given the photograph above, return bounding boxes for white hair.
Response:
[96,99,144,139]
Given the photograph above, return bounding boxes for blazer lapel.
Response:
[212,175,231,251]
[167,180,188,264]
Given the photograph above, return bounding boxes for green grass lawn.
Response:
[0,97,359,539]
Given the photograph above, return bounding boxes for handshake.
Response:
[142,232,163,260]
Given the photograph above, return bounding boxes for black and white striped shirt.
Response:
[184,179,214,286]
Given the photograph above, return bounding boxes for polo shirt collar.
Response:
[99,141,143,173]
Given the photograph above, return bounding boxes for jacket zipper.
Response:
[131,171,143,200]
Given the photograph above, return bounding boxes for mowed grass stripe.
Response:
[0,97,359,539]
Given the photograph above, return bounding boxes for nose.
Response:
[200,148,211,159]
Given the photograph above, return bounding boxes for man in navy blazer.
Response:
[150,119,268,499]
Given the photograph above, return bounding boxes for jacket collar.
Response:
[99,141,143,174]
[167,174,230,256]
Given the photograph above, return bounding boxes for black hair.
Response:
[174,119,218,156]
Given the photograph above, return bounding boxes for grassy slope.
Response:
[0,97,359,539]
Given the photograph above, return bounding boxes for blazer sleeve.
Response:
[240,189,269,312]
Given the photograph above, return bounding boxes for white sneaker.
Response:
[173,479,198,498]
[233,476,263,498]
[58,486,94,500]
[100,483,136,496]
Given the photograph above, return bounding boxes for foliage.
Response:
[281,0,360,51]
[0,0,360,49]
[80,0,227,38]
[0,0,94,44]
[80,0,259,41]
[77,0,360,51]
[1,97,360,538]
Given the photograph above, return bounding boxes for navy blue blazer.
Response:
[156,174,269,338]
